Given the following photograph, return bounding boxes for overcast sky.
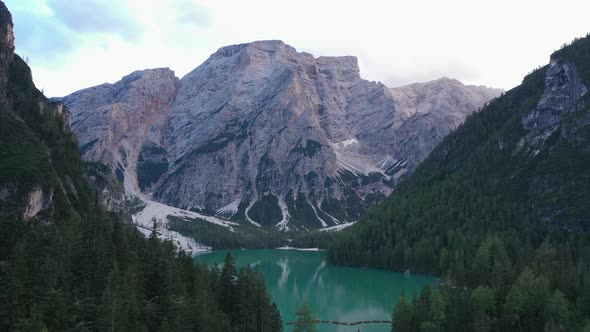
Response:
[6,0,590,97]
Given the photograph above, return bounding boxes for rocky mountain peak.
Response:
[62,42,501,230]
[122,67,176,83]
[61,67,180,200]
[390,78,503,120]
[208,40,361,79]
[116,68,177,104]
[214,40,287,57]
[316,56,361,81]
[386,78,503,171]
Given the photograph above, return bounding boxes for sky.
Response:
[5,0,590,97]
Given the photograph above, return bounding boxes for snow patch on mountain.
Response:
[244,200,262,227]
[217,198,240,216]
[126,161,237,252]
[319,221,356,232]
[309,201,328,228]
[276,196,291,231]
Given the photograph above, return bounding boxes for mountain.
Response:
[327,35,590,331]
[0,1,282,330]
[60,40,501,230]
[389,78,502,169]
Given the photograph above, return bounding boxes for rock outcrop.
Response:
[84,162,127,213]
[522,59,587,134]
[61,40,501,230]
[23,186,53,221]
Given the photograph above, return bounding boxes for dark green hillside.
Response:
[0,2,281,331]
[328,34,590,331]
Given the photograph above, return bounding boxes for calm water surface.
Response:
[195,249,435,332]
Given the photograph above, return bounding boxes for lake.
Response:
[195,249,435,332]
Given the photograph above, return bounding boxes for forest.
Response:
[328,35,590,331]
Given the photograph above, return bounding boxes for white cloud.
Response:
[6,0,590,97]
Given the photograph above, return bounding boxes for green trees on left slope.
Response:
[0,49,283,331]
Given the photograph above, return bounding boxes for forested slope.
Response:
[328,35,590,331]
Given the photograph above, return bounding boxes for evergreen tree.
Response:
[293,303,317,332]
[392,293,413,332]
[219,252,239,324]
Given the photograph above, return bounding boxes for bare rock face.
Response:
[157,41,399,229]
[52,101,72,128]
[61,40,501,230]
[62,68,179,196]
[389,78,503,176]
[84,162,127,213]
[519,59,588,160]
[523,60,588,133]
[23,186,53,221]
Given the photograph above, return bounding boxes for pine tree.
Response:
[269,302,283,332]
[219,252,239,324]
[293,303,317,332]
[392,293,413,332]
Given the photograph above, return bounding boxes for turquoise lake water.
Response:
[195,249,435,332]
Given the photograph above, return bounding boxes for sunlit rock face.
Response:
[61,40,501,230]
[389,78,503,174]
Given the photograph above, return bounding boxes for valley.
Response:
[2,0,590,330]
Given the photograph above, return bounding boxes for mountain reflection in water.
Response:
[195,249,434,332]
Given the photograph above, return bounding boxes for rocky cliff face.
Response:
[156,41,401,230]
[389,78,503,175]
[23,185,53,221]
[63,68,179,196]
[83,162,127,213]
[520,57,589,226]
[61,40,501,230]
[522,60,587,135]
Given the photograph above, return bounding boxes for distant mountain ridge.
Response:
[389,78,502,175]
[59,40,501,230]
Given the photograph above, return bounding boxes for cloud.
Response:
[10,9,78,63]
[174,0,210,27]
[45,0,141,42]
[6,0,590,97]
[8,0,145,65]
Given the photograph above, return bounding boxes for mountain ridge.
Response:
[59,39,501,231]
